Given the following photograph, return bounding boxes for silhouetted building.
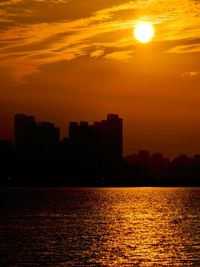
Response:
[138,150,150,165]
[14,114,60,161]
[149,153,169,178]
[99,114,123,163]
[0,140,14,160]
[0,140,14,180]
[1,113,200,186]
[37,122,60,160]
[170,154,191,180]
[69,121,92,161]
[69,114,123,176]
[14,114,37,160]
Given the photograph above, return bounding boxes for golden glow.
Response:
[134,22,155,43]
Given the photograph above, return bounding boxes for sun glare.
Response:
[134,22,155,43]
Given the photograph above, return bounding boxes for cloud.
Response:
[0,0,200,82]
[105,50,133,61]
[166,43,200,54]
[90,49,105,58]
[34,0,67,3]
[0,0,22,7]
[181,71,200,78]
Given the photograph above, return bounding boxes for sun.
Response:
[134,22,155,43]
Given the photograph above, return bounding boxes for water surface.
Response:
[0,187,199,266]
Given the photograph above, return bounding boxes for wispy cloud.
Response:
[166,44,200,54]
[34,0,67,3]
[181,71,200,78]
[105,50,133,61]
[0,0,22,7]
[0,0,200,82]
[90,49,105,58]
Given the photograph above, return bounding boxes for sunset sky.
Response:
[1,0,200,157]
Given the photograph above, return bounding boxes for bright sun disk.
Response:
[134,22,155,43]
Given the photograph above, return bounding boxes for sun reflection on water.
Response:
[0,187,199,266]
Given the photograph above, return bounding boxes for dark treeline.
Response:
[0,114,200,187]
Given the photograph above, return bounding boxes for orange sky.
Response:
[0,0,200,157]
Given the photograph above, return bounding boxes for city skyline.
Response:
[14,113,123,160]
[0,113,199,186]
[2,111,200,159]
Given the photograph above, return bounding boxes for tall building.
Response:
[14,114,37,159]
[37,122,60,160]
[69,114,123,166]
[14,114,60,160]
[103,114,123,162]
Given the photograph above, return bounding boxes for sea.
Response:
[0,187,199,266]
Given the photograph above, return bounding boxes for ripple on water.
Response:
[0,187,199,266]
